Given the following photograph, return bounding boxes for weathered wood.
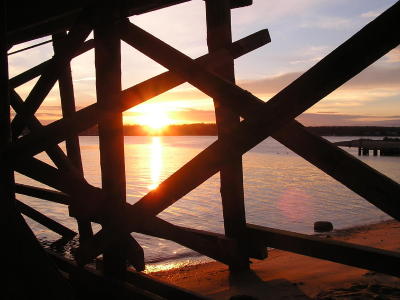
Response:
[53,31,93,241]
[9,39,94,89]
[10,8,93,139]
[16,199,76,238]
[7,29,270,159]
[246,223,400,277]
[206,0,248,271]
[95,3,128,279]
[15,183,70,205]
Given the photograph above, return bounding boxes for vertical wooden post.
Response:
[94,2,127,279]
[53,32,93,242]
[205,0,249,270]
[1,0,16,275]
[0,0,14,220]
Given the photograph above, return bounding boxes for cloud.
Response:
[238,64,400,97]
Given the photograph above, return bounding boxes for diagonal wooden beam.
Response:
[9,39,94,89]
[6,29,270,158]
[16,199,76,239]
[15,183,70,205]
[10,7,93,139]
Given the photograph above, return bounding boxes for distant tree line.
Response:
[79,124,400,137]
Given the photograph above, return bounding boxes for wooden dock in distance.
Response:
[335,138,400,156]
[2,0,400,298]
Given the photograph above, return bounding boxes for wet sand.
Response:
[147,220,400,299]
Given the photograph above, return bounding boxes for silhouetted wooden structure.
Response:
[2,0,400,298]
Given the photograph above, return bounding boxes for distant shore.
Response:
[145,219,400,299]
[79,125,400,137]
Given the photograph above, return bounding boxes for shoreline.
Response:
[144,220,400,299]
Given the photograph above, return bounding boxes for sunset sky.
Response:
[8,0,400,127]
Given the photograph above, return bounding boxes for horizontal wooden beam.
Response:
[16,199,76,238]
[9,39,94,89]
[6,29,269,159]
[76,214,266,265]
[246,223,400,277]
[15,183,70,205]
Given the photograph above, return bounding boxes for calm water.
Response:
[16,136,400,271]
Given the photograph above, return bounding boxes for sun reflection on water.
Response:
[148,137,163,190]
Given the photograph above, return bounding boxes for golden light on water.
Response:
[148,137,163,190]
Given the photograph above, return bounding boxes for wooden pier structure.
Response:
[335,138,400,156]
[2,0,400,298]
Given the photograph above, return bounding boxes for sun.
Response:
[136,109,172,130]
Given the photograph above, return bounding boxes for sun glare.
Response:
[136,109,172,130]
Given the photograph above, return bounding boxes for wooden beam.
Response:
[205,0,249,270]
[14,157,105,220]
[247,223,400,277]
[16,199,76,238]
[15,183,70,205]
[76,214,266,266]
[116,2,400,218]
[10,7,93,139]
[0,0,14,222]
[136,217,241,266]
[53,31,93,241]
[230,0,252,9]
[6,29,270,159]
[94,3,128,279]
[9,39,94,89]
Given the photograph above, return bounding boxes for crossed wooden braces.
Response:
[6,0,400,278]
